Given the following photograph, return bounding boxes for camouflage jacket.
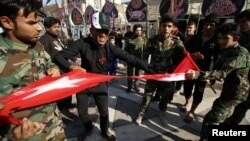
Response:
[144,34,185,73]
[0,35,65,141]
[124,34,146,58]
[201,43,250,101]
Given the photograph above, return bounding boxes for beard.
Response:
[13,22,39,46]
[18,35,37,46]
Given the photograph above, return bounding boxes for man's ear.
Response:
[233,35,240,41]
[0,16,14,30]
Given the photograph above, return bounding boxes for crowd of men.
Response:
[0,0,249,141]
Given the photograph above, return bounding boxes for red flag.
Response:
[173,50,200,73]
[0,52,199,125]
[131,51,200,81]
[130,73,186,81]
[0,69,118,125]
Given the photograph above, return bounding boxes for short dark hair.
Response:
[235,9,250,23]
[160,14,177,26]
[217,23,239,36]
[187,15,198,26]
[203,13,220,25]
[133,24,143,32]
[187,21,196,26]
[43,17,61,28]
[0,0,43,27]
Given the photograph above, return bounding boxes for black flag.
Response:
[46,0,51,4]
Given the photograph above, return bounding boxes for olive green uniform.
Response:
[124,35,146,91]
[222,33,250,125]
[200,44,250,140]
[138,34,185,116]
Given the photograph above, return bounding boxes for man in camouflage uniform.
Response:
[124,24,146,93]
[186,23,250,141]
[0,0,65,140]
[222,9,250,125]
[135,15,185,126]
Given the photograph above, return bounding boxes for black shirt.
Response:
[186,33,220,71]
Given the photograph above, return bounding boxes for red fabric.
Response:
[131,51,200,81]
[130,73,186,81]
[0,69,118,125]
[0,52,199,125]
[173,50,200,73]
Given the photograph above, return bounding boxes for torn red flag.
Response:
[0,51,199,125]
[173,50,200,73]
[131,51,200,81]
[0,69,118,125]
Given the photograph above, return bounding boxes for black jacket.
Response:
[39,33,66,58]
[186,33,220,71]
[54,37,150,93]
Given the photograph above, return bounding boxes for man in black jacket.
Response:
[54,11,153,141]
[39,16,74,110]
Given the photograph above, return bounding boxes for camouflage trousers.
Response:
[127,64,140,90]
[138,80,175,117]
[2,106,66,141]
[223,90,250,125]
[200,95,248,140]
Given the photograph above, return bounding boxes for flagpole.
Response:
[63,0,72,38]
[84,1,87,36]
[113,0,115,28]
[46,0,51,5]
[146,0,149,38]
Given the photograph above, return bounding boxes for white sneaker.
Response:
[135,115,143,126]
[158,111,168,126]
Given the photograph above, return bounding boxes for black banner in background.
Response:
[86,5,95,25]
[201,0,245,17]
[208,125,250,140]
[70,8,83,25]
[159,0,189,19]
[126,0,147,22]
[102,1,118,18]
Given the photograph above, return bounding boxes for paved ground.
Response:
[62,66,250,141]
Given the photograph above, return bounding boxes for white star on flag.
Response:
[23,77,85,100]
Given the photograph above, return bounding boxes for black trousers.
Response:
[76,91,109,132]
[183,80,206,105]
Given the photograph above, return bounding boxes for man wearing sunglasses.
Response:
[55,11,154,141]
